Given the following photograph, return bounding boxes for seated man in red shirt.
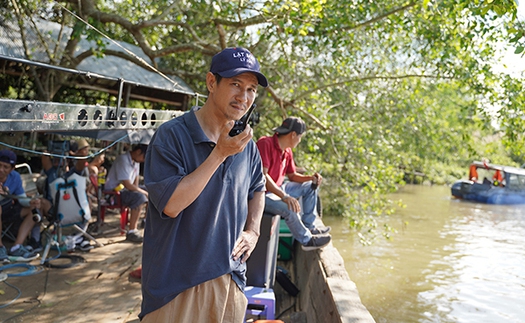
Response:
[256,117,331,250]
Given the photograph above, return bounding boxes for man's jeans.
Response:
[282,181,319,229]
[264,194,311,245]
[263,181,319,245]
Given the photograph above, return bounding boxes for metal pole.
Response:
[116,78,125,119]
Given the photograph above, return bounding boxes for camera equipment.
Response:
[47,140,70,155]
[47,140,71,177]
[32,208,42,222]
[229,104,257,137]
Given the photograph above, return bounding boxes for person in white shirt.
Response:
[105,144,148,243]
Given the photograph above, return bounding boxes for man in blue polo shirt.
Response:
[140,47,267,322]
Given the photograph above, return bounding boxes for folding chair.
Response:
[1,198,17,244]
[14,163,38,195]
[1,222,17,242]
[1,163,38,243]
[40,172,102,264]
[89,174,129,234]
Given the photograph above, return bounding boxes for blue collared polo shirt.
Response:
[140,108,265,319]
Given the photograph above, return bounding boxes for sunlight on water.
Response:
[323,185,525,323]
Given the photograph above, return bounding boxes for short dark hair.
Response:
[213,73,223,84]
[132,144,148,155]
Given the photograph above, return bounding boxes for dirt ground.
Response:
[1,210,300,323]
[0,211,143,323]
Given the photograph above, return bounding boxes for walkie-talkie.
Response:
[229,103,257,137]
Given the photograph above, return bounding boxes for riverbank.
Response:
[273,217,376,323]
[284,242,376,323]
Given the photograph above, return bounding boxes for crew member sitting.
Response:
[104,144,148,243]
[0,150,50,262]
[41,139,92,251]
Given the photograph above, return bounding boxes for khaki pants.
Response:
[142,274,247,323]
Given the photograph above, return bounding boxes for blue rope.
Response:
[0,133,129,160]
[0,263,44,277]
[0,264,45,310]
[0,280,22,309]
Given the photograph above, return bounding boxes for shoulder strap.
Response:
[52,179,87,222]
[70,183,86,219]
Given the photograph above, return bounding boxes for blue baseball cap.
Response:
[210,47,268,87]
[0,150,17,166]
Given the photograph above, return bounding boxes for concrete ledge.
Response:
[293,231,376,323]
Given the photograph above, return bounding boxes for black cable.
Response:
[43,254,86,269]
[275,301,296,320]
[1,269,49,322]
[0,264,44,311]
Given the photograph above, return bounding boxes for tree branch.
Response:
[216,22,227,49]
[67,0,219,61]
[70,0,155,59]
[146,2,180,23]
[267,86,329,131]
[10,0,47,98]
[266,73,451,131]
[295,74,452,101]
[345,2,418,31]
[154,44,218,57]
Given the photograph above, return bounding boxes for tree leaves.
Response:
[3,0,524,238]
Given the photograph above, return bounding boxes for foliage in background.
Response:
[1,0,525,240]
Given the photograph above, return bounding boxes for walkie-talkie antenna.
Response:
[229,104,257,137]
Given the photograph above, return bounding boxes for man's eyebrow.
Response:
[231,76,258,87]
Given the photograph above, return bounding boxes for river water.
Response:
[323,184,525,323]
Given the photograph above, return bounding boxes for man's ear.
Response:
[206,72,217,93]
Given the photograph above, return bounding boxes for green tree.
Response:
[2,0,523,238]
